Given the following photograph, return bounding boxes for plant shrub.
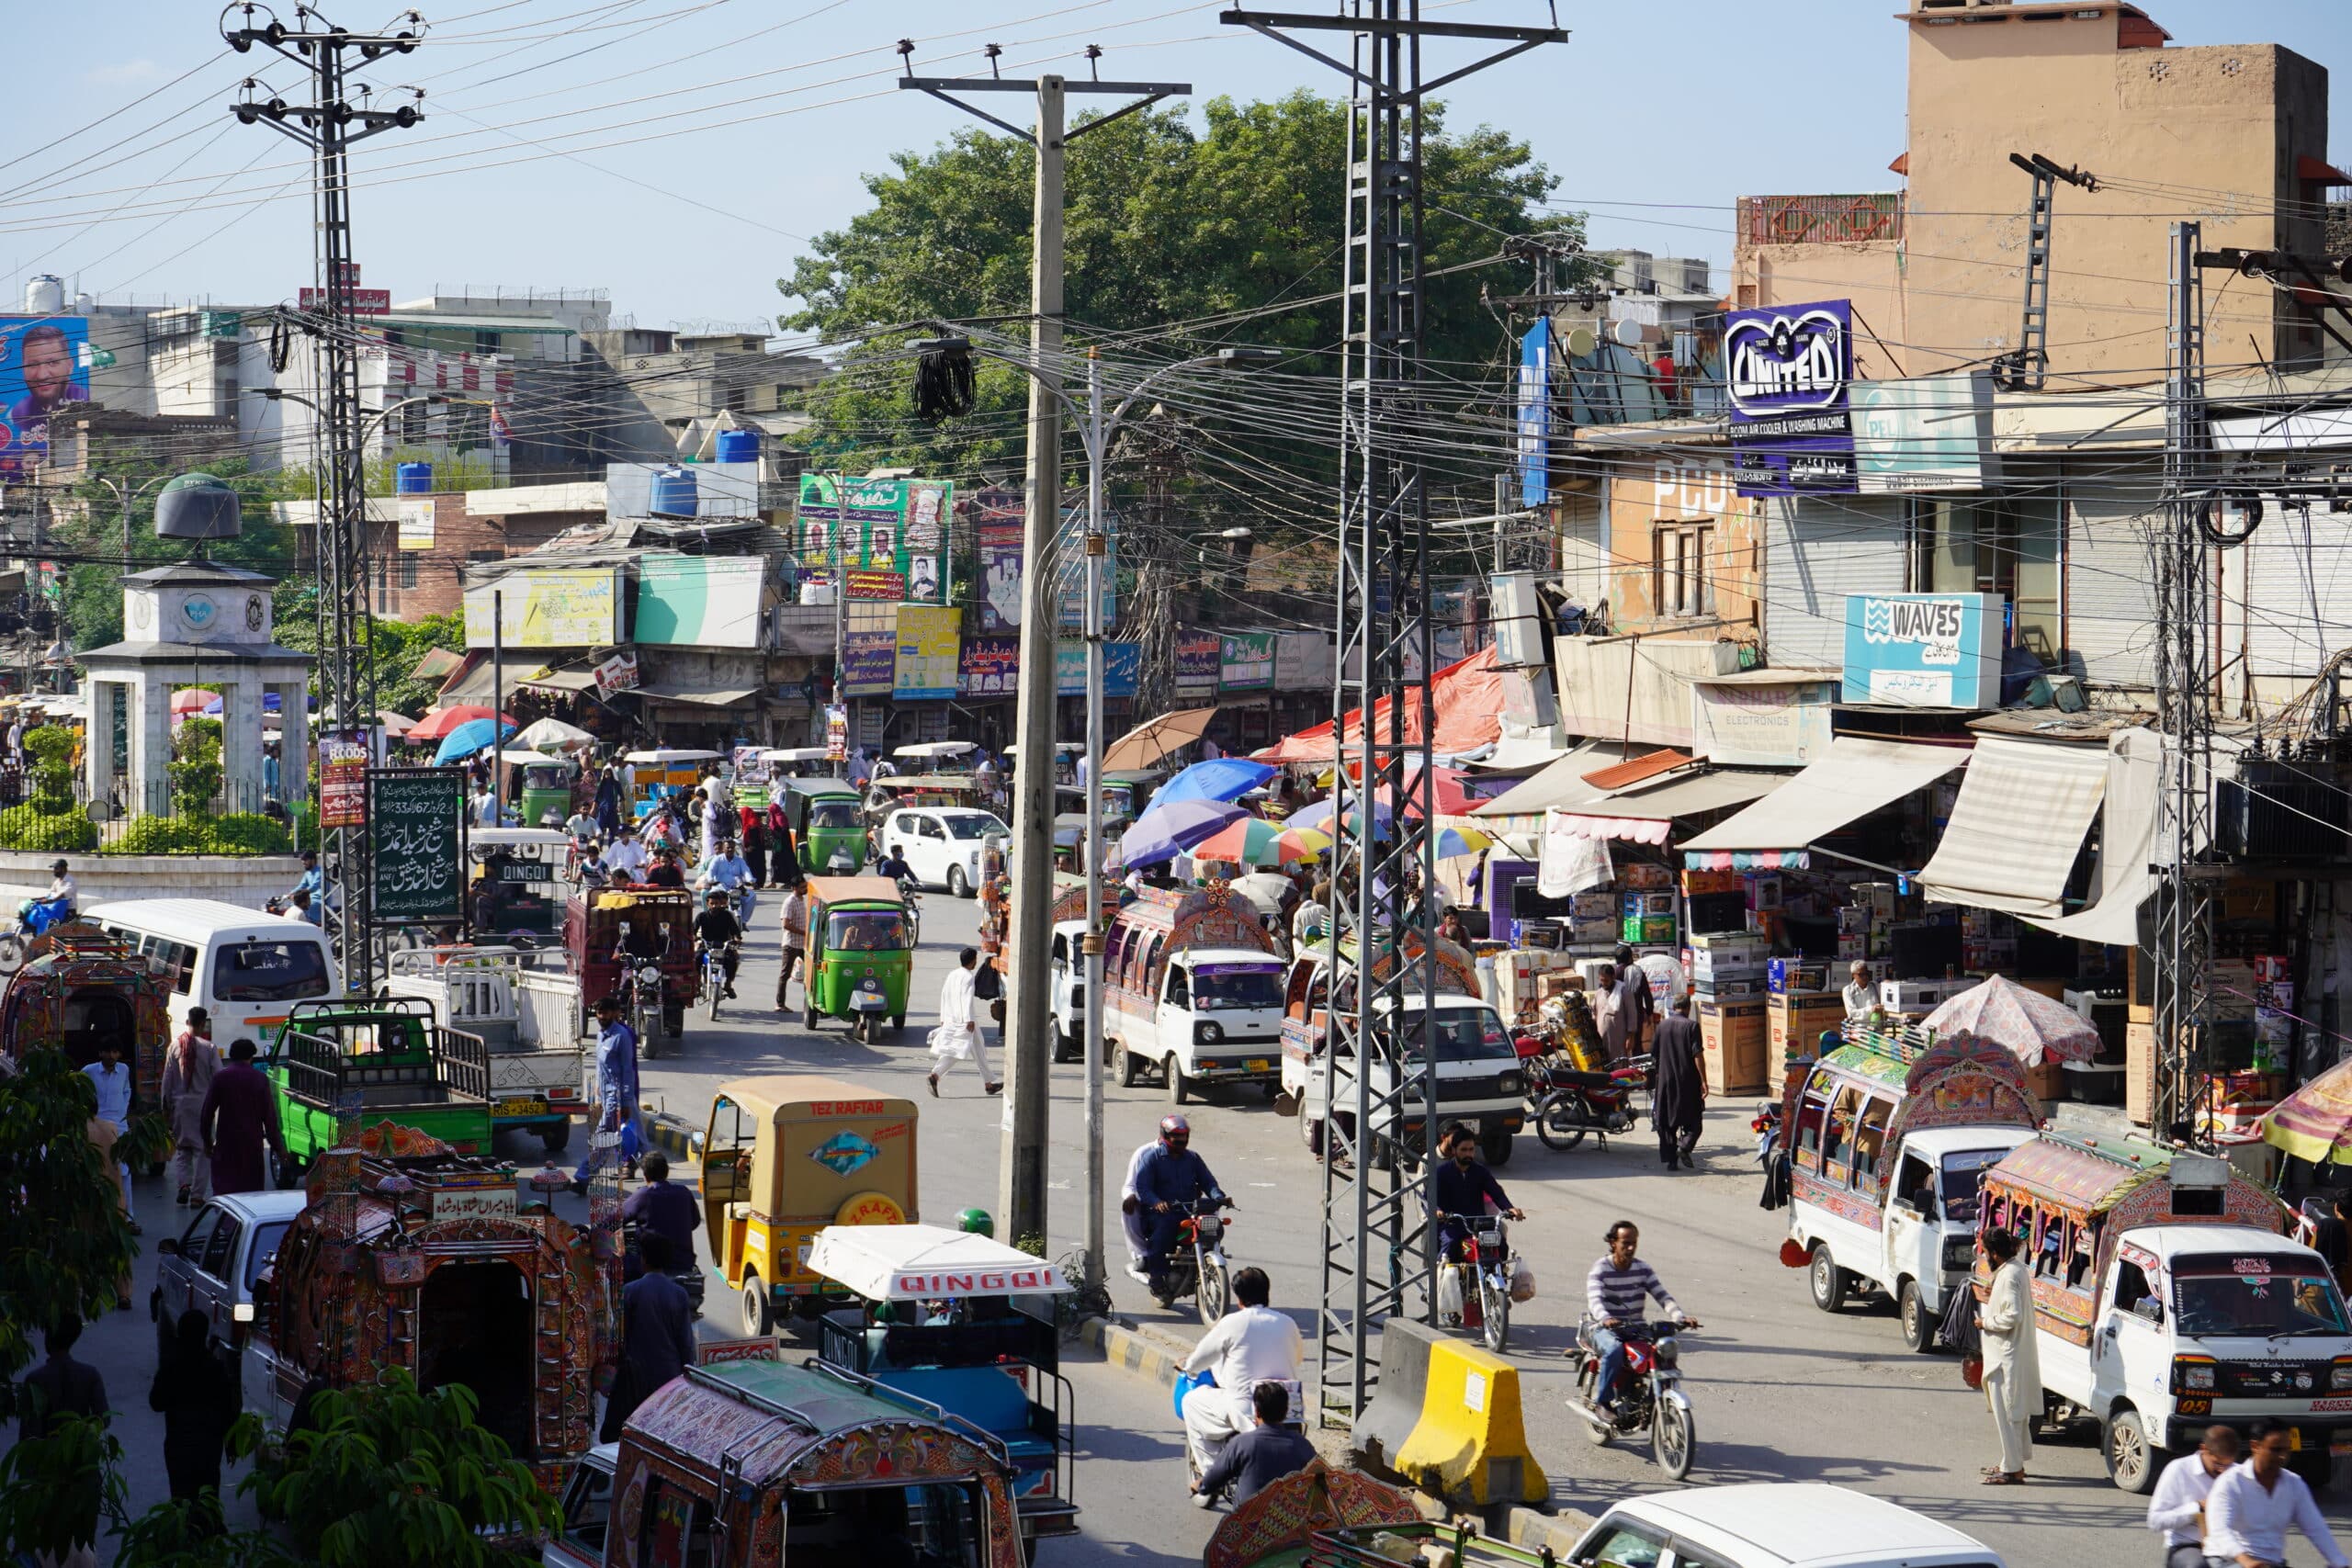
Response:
[0,804,96,853]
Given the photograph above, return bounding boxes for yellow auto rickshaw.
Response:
[701,1074,919,1335]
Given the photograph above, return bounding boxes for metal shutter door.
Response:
[1759,495,1907,669]
[2064,484,2164,691]
[2242,504,2352,679]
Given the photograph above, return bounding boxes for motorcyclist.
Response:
[1433,1121,1523,1261]
[1175,1265,1304,1490]
[1130,1114,1227,1291]
[17,857,76,932]
[280,849,322,910]
[695,836,756,918]
[1583,1219,1698,1415]
[692,889,743,999]
[874,843,916,890]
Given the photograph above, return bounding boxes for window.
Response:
[558,1461,615,1563]
[914,817,944,840]
[372,557,388,613]
[2113,1260,2154,1316]
[1912,495,2061,665]
[1164,965,1190,1009]
[178,1206,222,1268]
[1895,1154,1937,1219]
[1820,1086,1863,1179]
[636,1477,713,1568]
[1852,1095,1893,1190]
[200,1213,240,1280]
[1652,523,1714,618]
[1793,1090,1828,1161]
[244,1220,291,1290]
[398,553,418,590]
[213,939,333,1003]
[825,911,910,951]
[1192,965,1286,1013]
[1576,1521,1667,1568]
[942,814,1007,840]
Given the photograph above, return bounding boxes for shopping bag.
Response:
[1435,1265,1464,1318]
[1961,1355,1984,1392]
[1510,1258,1537,1303]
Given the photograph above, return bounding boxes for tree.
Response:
[269,604,464,720]
[778,91,1584,487]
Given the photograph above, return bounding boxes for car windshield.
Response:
[2172,1254,2352,1337]
[214,940,332,1002]
[808,801,860,829]
[1191,965,1284,1011]
[1399,1004,1514,1062]
[826,911,910,951]
[942,814,1007,840]
[1939,1148,2015,1224]
[243,1221,290,1291]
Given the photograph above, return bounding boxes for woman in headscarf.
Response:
[594,764,624,838]
[765,796,796,885]
[739,804,769,888]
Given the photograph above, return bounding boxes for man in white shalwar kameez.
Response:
[1977,1225,2040,1485]
[928,946,1000,1096]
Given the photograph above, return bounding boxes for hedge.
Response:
[0,803,98,853]
[97,812,295,858]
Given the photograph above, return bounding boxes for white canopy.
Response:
[805,1224,1072,1301]
[623,749,723,764]
[1919,735,2109,920]
[894,740,975,759]
[761,747,831,763]
[468,828,573,851]
[511,716,596,751]
[500,748,574,767]
[1679,737,1971,857]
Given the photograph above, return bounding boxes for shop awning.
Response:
[516,669,598,694]
[2036,728,2162,946]
[1468,739,1634,820]
[1103,707,1217,773]
[1680,737,1972,867]
[1549,769,1788,845]
[631,685,761,708]
[1918,736,2109,919]
[1255,645,1502,765]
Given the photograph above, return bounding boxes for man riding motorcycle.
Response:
[1175,1265,1304,1495]
[1129,1114,1227,1292]
[694,837,756,918]
[1583,1219,1699,1413]
[1434,1121,1522,1260]
[874,843,915,889]
[692,889,743,1000]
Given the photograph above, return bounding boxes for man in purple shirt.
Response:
[8,323,86,446]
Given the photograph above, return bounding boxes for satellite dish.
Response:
[1612,317,1645,349]
[1564,324,1598,358]
[153,473,243,542]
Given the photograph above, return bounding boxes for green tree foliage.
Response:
[269,604,465,721]
[778,91,1582,482]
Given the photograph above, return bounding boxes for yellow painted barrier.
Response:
[1391,1333,1548,1506]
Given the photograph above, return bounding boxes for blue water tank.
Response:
[649,463,699,518]
[395,462,434,494]
[715,429,759,465]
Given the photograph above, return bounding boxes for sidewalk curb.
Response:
[1071,1314,1591,1551]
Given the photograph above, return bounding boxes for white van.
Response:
[1784,1036,2040,1350]
[88,898,339,1050]
[1567,1483,2004,1568]
[1048,918,1088,1064]
[1107,944,1288,1102]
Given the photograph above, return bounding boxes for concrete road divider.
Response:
[1352,1319,1547,1509]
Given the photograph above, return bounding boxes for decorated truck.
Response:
[1102,885,1286,1102]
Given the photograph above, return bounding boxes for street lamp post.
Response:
[90,474,173,576]
[910,336,1279,1292]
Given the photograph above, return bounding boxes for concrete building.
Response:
[577,326,826,464]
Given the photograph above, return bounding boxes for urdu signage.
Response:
[1840,592,2004,708]
[1725,299,1855,499]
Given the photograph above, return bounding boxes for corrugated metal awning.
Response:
[516,669,598,694]
[1681,737,1970,858]
[1919,736,2109,919]
[1467,740,1633,818]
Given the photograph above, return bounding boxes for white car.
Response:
[1567,1483,2005,1568]
[880,807,1008,898]
[152,1190,306,1370]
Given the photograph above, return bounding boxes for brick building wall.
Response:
[365,494,592,622]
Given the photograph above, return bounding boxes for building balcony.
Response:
[1737,193,1905,247]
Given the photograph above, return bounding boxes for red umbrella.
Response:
[408,705,517,742]
[170,689,211,715]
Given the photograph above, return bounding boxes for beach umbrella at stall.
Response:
[1119,799,1246,867]
[409,705,518,742]
[431,716,516,766]
[378,711,416,739]
[2259,1056,2352,1167]
[1190,814,1326,868]
[170,689,211,716]
[1434,825,1495,860]
[1920,974,2100,1066]
[511,716,595,752]
[1275,825,1333,863]
[1286,795,1395,840]
[1151,758,1278,809]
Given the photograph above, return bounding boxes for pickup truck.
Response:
[384,945,586,1154]
[265,997,492,1176]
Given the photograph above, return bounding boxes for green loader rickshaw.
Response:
[787,778,867,876]
[800,874,914,1043]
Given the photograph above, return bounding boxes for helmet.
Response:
[956,1206,993,1237]
[1159,1114,1191,1140]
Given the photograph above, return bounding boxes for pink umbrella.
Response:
[1920,974,2099,1066]
[170,689,212,715]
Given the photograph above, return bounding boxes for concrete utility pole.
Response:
[897,48,1187,1247]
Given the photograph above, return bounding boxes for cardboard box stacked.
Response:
[1836,882,1896,965]
[1960,907,2017,976]
[1689,931,1768,1093]
[1495,947,1583,1020]
[1568,890,1619,947]
[1620,861,1677,947]
[1767,955,1843,1086]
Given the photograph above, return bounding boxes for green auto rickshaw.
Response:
[798,874,914,1043]
[786,778,867,875]
[511,751,581,829]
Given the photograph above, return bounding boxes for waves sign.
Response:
[1841,592,2003,707]
[1725,299,1855,498]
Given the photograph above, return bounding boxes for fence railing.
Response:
[61,776,311,854]
[1738,193,1905,246]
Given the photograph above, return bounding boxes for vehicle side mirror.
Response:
[2133,1296,2165,1325]
[155,1238,178,1257]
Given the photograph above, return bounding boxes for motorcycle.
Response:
[1437,1212,1519,1353]
[629,958,668,1060]
[1532,1053,1651,1151]
[895,875,922,945]
[623,1220,706,1319]
[1752,1100,1783,1168]
[698,940,739,1022]
[1132,1195,1233,1326]
[1172,1367,1305,1504]
[1566,1317,1699,1481]
[0,895,72,973]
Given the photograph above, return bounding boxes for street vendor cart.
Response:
[808,1224,1079,1550]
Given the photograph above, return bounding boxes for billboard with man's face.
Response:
[0,317,89,477]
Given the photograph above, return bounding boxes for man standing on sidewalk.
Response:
[927,948,999,1097]
[1976,1226,2037,1486]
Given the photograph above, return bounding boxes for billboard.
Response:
[840,630,897,697]
[634,556,768,649]
[798,475,952,605]
[893,605,961,701]
[1850,372,1996,494]
[1219,632,1275,692]
[1175,631,1221,699]
[1724,299,1855,498]
[1517,316,1551,507]
[1056,640,1139,698]
[959,636,1019,698]
[1841,592,2004,708]
[0,316,90,478]
[462,570,620,649]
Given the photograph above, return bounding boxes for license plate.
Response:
[1247,1058,1271,1072]
[494,1098,547,1118]
[855,997,888,1011]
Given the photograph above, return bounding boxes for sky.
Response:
[2,0,2348,332]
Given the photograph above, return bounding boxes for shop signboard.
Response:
[633,556,768,649]
[1272,631,1332,692]
[591,649,639,696]
[368,768,464,922]
[1054,509,1115,630]
[1518,316,1551,507]
[825,705,848,760]
[462,569,619,649]
[840,630,898,698]
[797,475,952,604]
[0,315,91,479]
[959,636,1019,699]
[397,498,435,551]
[893,605,960,701]
[1851,372,1995,493]
[1689,673,1838,768]
[319,729,371,829]
[1056,641,1138,698]
[1725,298,1855,498]
[1175,631,1222,699]
[1219,632,1275,692]
[1841,592,2004,708]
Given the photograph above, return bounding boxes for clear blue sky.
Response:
[2,0,2346,330]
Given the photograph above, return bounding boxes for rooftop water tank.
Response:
[715,428,759,465]
[73,293,93,316]
[649,463,698,519]
[395,462,434,495]
[24,275,63,315]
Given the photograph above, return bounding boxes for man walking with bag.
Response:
[1977,1225,2038,1485]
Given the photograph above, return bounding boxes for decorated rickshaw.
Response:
[0,920,174,1104]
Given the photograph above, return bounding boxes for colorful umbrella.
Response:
[377,711,417,738]
[1277,825,1333,862]
[1434,825,1495,860]
[409,705,519,742]
[1287,796,1394,840]
[2260,1056,2352,1164]
[511,716,595,751]
[1119,799,1246,867]
[1919,975,2099,1066]
[1152,758,1278,808]
[431,716,516,766]
[1189,815,1283,866]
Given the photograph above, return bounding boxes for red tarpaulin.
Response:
[1254,646,1503,766]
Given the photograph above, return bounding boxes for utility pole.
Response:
[897,46,1187,1247]
[223,6,424,994]
[1222,1,1563,1427]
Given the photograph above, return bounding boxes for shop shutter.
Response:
[2064,484,2164,691]
[1758,495,1906,669]
[2241,503,2352,680]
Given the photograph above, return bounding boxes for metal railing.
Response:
[62,777,309,853]
[1738,193,1905,246]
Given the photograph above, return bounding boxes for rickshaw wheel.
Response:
[741,1274,774,1336]
[803,1000,820,1032]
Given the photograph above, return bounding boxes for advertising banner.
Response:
[797,475,952,604]
[397,498,435,551]
[1841,592,2004,707]
[1724,299,1855,498]
[1055,510,1115,630]
[978,546,1023,631]
[1518,316,1551,507]
[840,630,898,697]
[843,568,905,601]
[959,636,1019,699]
[1272,631,1332,692]
[462,570,619,649]
[1056,640,1139,698]
[893,605,960,701]
[1219,632,1275,692]
[591,649,639,696]
[319,730,371,829]
[298,287,390,314]
[634,557,768,648]
[825,705,848,760]
[368,768,465,922]
[1851,372,1995,494]
[1175,631,1222,699]
[0,316,90,479]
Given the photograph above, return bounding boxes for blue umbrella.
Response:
[1287,795,1395,840]
[1150,758,1277,809]
[432,716,515,766]
[1119,799,1247,867]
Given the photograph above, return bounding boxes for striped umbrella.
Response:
[1919,975,2099,1066]
[1190,816,1287,867]
[1434,825,1495,860]
[1276,825,1333,862]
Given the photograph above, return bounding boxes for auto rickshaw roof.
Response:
[803,874,906,907]
[869,774,979,791]
[762,747,832,762]
[624,749,723,763]
[807,1224,1072,1300]
[787,778,862,798]
[715,1073,918,1122]
[628,1360,974,1488]
[469,828,573,852]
